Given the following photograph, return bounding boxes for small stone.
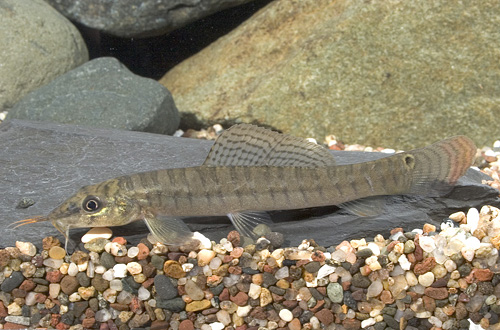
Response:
[15,241,36,256]
[49,283,61,299]
[60,275,79,295]
[315,308,334,325]
[163,260,185,279]
[67,263,79,277]
[425,287,448,299]
[48,246,66,260]
[43,258,64,269]
[185,279,204,301]
[327,282,343,303]
[154,275,178,300]
[78,286,96,300]
[414,257,436,275]
[275,308,293,322]
[260,287,273,307]
[288,318,302,330]
[366,280,383,298]
[418,272,435,287]
[42,236,61,250]
[179,319,195,330]
[81,227,113,243]
[216,310,231,326]
[185,299,211,312]
[230,291,248,306]
[113,264,128,278]
[418,236,436,252]
[197,249,216,267]
[138,286,150,300]
[1,272,25,293]
[108,242,127,256]
[126,262,142,275]
[95,309,112,322]
[137,243,150,260]
[127,246,139,258]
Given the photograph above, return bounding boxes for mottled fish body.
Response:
[13,124,477,248]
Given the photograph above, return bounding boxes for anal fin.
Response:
[227,211,273,239]
[143,215,196,246]
[339,196,387,217]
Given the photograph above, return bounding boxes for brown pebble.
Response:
[60,275,79,295]
[413,257,436,275]
[423,223,436,233]
[19,279,36,292]
[142,277,155,289]
[283,300,298,309]
[227,230,240,247]
[390,227,403,235]
[0,250,11,268]
[114,256,134,264]
[71,251,89,264]
[42,236,61,250]
[309,300,325,313]
[35,293,47,304]
[46,270,64,283]
[422,295,436,312]
[137,243,150,260]
[11,288,26,298]
[82,318,96,329]
[4,323,30,329]
[219,288,230,301]
[414,242,423,261]
[230,291,249,306]
[315,308,334,325]
[110,303,129,311]
[0,301,7,317]
[342,318,362,330]
[472,268,494,281]
[455,302,468,320]
[163,260,186,279]
[380,290,394,304]
[311,250,326,262]
[151,321,170,330]
[288,318,302,330]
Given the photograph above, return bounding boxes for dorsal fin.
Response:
[203,124,336,167]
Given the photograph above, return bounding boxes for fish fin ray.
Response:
[203,124,336,167]
[227,211,272,239]
[407,136,476,196]
[143,216,195,245]
[339,196,387,217]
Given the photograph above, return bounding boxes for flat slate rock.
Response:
[1,119,498,250]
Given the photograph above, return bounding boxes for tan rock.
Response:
[161,0,500,149]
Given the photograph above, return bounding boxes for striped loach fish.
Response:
[13,124,476,249]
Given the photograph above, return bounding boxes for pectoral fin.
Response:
[143,215,195,246]
[339,196,387,217]
[227,211,273,239]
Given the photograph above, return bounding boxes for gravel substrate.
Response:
[0,203,499,330]
[1,130,499,330]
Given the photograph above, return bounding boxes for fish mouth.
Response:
[8,216,48,229]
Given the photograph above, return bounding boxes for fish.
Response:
[12,124,477,249]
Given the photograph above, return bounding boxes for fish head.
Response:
[47,182,142,235]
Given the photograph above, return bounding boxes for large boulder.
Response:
[160,0,500,149]
[44,0,255,38]
[0,0,88,111]
[7,58,180,135]
[1,119,498,250]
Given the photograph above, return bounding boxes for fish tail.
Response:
[407,135,476,196]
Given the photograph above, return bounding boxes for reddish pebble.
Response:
[228,266,242,275]
[230,291,249,306]
[230,247,243,258]
[82,318,96,329]
[219,288,230,301]
[151,321,170,330]
[413,257,436,275]
[46,270,64,283]
[56,322,70,330]
[137,243,150,260]
[0,301,7,317]
[227,230,240,247]
[342,318,362,330]
[35,293,47,303]
[223,255,233,263]
[142,277,155,289]
[309,300,325,313]
[51,314,61,327]
[19,279,36,291]
[311,250,325,262]
[99,322,109,330]
[4,323,29,329]
[473,268,494,281]
[386,241,399,252]
[315,308,334,325]
[424,287,449,300]
[263,264,274,273]
[112,237,127,245]
[423,223,436,233]
[129,296,143,314]
[179,319,194,330]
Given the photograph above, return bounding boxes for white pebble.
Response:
[81,227,113,243]
[209,257,222,270]
[398,254,411,270]
[68,292,82,302]
[113,264,128,278]
[237,305,252,317]
[209,322,224,330]
[182,263,194,273]
[15,241,36,256]
[361,318,376,328]
[67,263,79,276]
[102,269,115,281]
[138,286,151,300]
[279,308,293,322]
[193,232,212,249]
[418,272,435,287]
[405,271,418,286]
[317,264,335,280]
[461,246,475,261]
[109,242,127,256]
[127,246,139,258]
[95,265,107,274]
[418,236,436,252]
[466,208,480,233]
[465,236,481,250]
[95,309,112,322]
[248,283,262,300]
[126,262,142,275]
[367,242,381,256]
[444,259,457,272]
[43,258,63,269]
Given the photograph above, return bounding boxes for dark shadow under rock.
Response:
[1,119,498,250]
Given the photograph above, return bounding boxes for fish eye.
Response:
[82,196,102,213]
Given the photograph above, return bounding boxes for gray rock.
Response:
[44,0,254,38]
[326,282,343,303]
[156,297,186,312]
[7,58,179,135]
[160,0,500,149]
[154,275,178,300]
[0,272,25,293]
[0,119,498,250]
[0,0,88,111]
